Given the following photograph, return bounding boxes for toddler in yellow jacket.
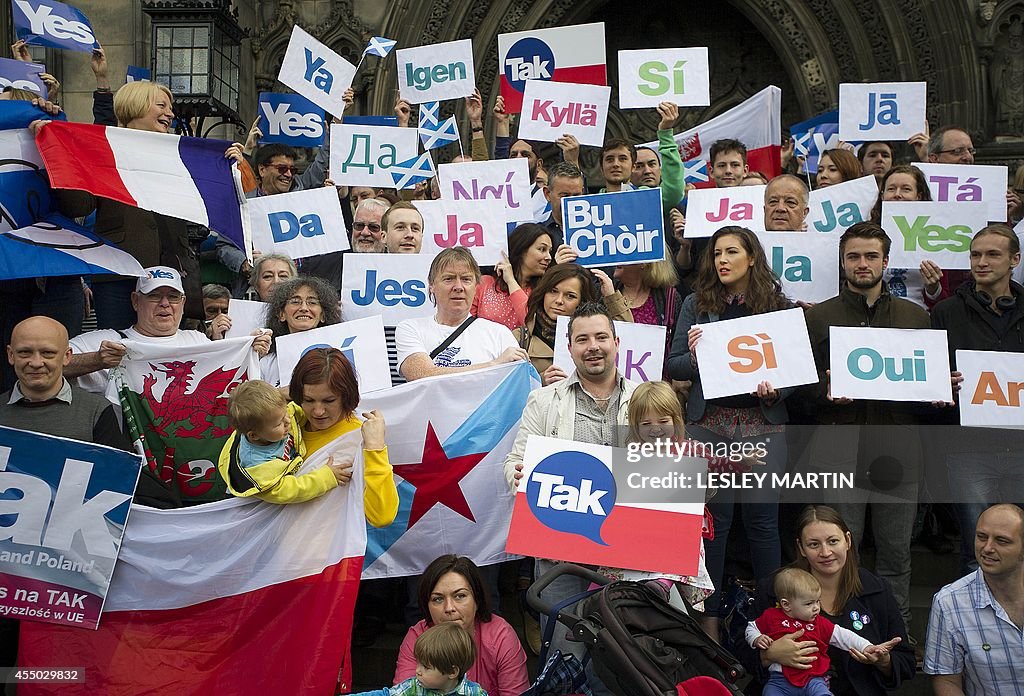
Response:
[219,380,351,503]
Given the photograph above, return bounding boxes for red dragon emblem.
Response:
[140,360,245,439]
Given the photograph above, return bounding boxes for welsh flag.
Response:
[115,336,258,504]
[360,361,539,578]
[642,85,783,180]
[17,434,367,694]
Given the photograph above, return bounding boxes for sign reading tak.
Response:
[397,39,476,103]
[617,48,711,109]
[881,200,989,270]
[562,188,665,267]
[828,326,952,402]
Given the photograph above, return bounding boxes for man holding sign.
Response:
[802,222,931,634]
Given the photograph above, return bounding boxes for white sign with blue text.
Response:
[916,162,1010,223]
[806,175,880,235]
[562,188,665,267]
[258,92,326,148]
[416,199,509,266]
[276,316,392,394]
[838,82,926,141]
[553,315,667,384]
[329,123,419,188]
[881,201,990,270]
[397,39,476,103]
[12,0,97,52]
[278,24,356,117]
[754,232,839,304]
[829,326,951,402]
[617,48,710,109]
[247,187,349,259]
[341,253,433,326]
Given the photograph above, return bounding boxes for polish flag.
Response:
[17,436,366,695]
[35,121,246,250]
[642,86,783,181]
[498,23,607,114]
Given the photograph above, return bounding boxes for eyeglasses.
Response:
[936,146,977,157]
[266,164,298,175]
[352,221,382,233]
[287,296,321,308]
[142,291,184,304]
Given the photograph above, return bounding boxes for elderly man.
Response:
[66,266,270,395]
[351,198,389,253]
[764,174,810,231]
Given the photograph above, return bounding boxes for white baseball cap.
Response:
[136,266,185,295]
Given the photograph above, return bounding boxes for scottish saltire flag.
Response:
[418,101,441,130]
[115,336,258,504]
[125,65,151,83]
[360,362,539,578]
[683,158,709,184]
[789,109,840,174]
[19,435,366,694]
[420,115,459,150]
[35,121,247,250]
[390,151,435,190]
[363,36,397,58]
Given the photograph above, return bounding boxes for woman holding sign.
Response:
[472,223,554,330]
[666,225,793,640]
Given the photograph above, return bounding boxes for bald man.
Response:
[764,174,810,231]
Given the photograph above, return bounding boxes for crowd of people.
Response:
[3,31,1024,696]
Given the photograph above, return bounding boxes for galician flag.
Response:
[361,361,539,578]
[115,336,258,504]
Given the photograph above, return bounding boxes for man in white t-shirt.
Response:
[68,266,271,395]
[395,248,527,380]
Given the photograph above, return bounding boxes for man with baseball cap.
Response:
[66,266,270,395]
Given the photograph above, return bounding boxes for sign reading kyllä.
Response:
[562,188,664,267]
[517,79,610,147]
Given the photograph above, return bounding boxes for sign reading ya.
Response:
[806,175,880,234]
[247,186,349,259]
[397,39,476,103]
[12,0,97,52]
[617,48,710,109]
[696,307,819,400]
[829,326,951,402]
[684,185,767,238]
[881,201,989,270]
[553,315,667,383]
[518,80,610,147]
[838,81,926,140]
[916,162,1010,223]
[0,57,46,97]
[437,159,532,224]
[957,349,1024,428]
[257,93,325,148]
[278,25,356,117]
[329,123,419,188]
[562,188,665,267]
[415,199,509,266]
[754,232,839,304]
[276,316,392,394]
[342,253,432,325]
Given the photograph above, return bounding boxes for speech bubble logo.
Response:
[503,37,555,93]
[526,450,616,545]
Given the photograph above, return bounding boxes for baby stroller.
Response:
[524,564,746,696]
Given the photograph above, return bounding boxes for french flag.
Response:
[35,122,246,250]
[18,438,366,694]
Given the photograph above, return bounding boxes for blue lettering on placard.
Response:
[848,348,927,382]
[526,450,615,545]
[813,200,864,233]
[303,48,334,94]
[268,212,325,243]
[350,269,427,307]
[503,37,554,93]
[859,92,900,131]
[770,247,812,282]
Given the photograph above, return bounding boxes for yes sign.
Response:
[12,0,97,52]
[415,199,509,266]
[341,253,432,325]
[563,188,665,266]
[397,39,476,103]
[278,25,356,117]
[829,326,951,402]
[617,48,710,109]
[839,81,926,140]
[257,93,325,148]
[247,187,349,259]
[0,58,46,97]
[881,201,989,270]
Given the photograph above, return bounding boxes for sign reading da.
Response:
[12,0,98,52]
[838,81,926,141]
[684,185,767,238]
[329,123,419,188]
[829,326,952,402]
[617,48,710,109]
[553,315,667,384]
[257,92,325,148]
[518,79,611,147]
[397,39,476,103]
[278,24,356,117]
[563,188,665,267]
[341,253,432,326]
[247,186,349,259]
[957,349,1024,429]
[0,426,142,629]
[881,201,989,270]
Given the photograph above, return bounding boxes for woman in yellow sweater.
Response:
[288,347,399,527]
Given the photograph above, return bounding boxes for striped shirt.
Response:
[924,569,1024,696]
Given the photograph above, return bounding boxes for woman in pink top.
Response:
[394,555,530,696]
[472,224,552,330]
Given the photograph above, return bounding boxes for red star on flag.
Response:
[397,422,486,527]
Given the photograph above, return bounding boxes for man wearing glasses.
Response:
[351,198,389,254]
[65,267,271,396]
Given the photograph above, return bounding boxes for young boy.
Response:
[746,568,899,696]
[218,380,351,503]
[353,623,486,696]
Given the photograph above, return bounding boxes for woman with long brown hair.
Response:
[666,225,793,638]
